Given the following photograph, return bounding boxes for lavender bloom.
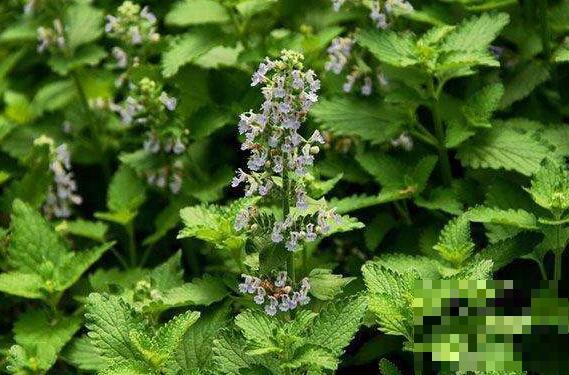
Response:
[331,0,345,11]
[43,144,82,219]
[325,37,354,74]
[391,132,414,151]
[370,2,388,29]
[140,6,157,23]
[159,91,177,111]
[112,47,128,68]
[274,271,287,288]
[239,274,311,316]
[361,76,373,96]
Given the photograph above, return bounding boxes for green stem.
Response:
[536,0,551,60]
[126,222,137,267]
[394,201,412,225]
[282,168,295,283]
[554,252,562,281]
[428,79,452,186]
[538,260,548,281]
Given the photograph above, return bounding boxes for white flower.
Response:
[159,91,177,111]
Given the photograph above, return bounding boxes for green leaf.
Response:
[235,310,278,353]
[466,206,539,229]
[553,43,569,63]
[477,233,536,271]
[433,215,475,266]
[162,32,220,78]
[178,200,250,252]
[0,272,44,299]
[161,275,229,307]
[367,254,440,279]
[308,269,354,301]
[213,330,257,374]
[309,295,367,356]
[56,219,108,242]
[311,98,406,144]
[285,346,338,371]
[155,310,200,358]
[65,3,103,50]
[364,212,397,251]
[48,45,107,75]
[7,199,67,274]
[32,80,75,115]
[57,242,114,291]
[415,187,463,215]
[63,336,107,371]
[166,0,230,26]
[441,13,510,53]
[379,358,402,375]
[357,30,419,67]
[499,61,550,109]
[176,305,229,371]
[13,310,82,370]
[462,83,504,128]
[85,293,148,364]
[97,165,146,225]
[526,159,569,211]
[457,127,549,176]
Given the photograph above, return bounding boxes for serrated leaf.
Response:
[466,206,539,229]
[85,293,148,364]
[13,310,82,370]
[56,219,108,242]
[309,295,367,355]
[379,358,402,375]
[63,336,106,371]
[441,13,509,53]
[308,269,354,301]
[107,165,146,213]
[311,98,406,144]
[433,215,474,266]
[526,159,569,211]
[357,30,419,67]
[235,310,278,349]
[162,32,219,78]
[156,310,200,358]
[213,330,257,374]
[7,199,67,274]
[165,0,230,26]
[457,127,548,176]
[176,305,229,371]
[0,272,44,298]
[499,61,550,109]
[65,3,103,50]
[463,83,504,128]
[161,275,229,307]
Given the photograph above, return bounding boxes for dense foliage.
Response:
[0,0,568,373]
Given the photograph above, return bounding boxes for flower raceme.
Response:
[231,50,340,253]
[239,271,310,316]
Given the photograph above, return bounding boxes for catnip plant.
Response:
[231,50,349,315]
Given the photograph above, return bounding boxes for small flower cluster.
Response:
[390,132,414,151]
[105,1,159,47]
[325,37,377,96]
[43,144,82,219]
[109,77,177,126]
[144,162,184,194]
[37,19,65,53]
[232,51,340,251]
[239,272,311,316]
[108,76,185,193]
[23,0,37,15]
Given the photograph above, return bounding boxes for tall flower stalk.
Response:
[232,50,340,316]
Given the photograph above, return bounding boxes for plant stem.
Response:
[126,221,137,267]
[282,167,295,283]
[554,252,562,281]
[538,260,548,281]
[394,201,412,225]
[536,0,551,60]
[428,79,452,186]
